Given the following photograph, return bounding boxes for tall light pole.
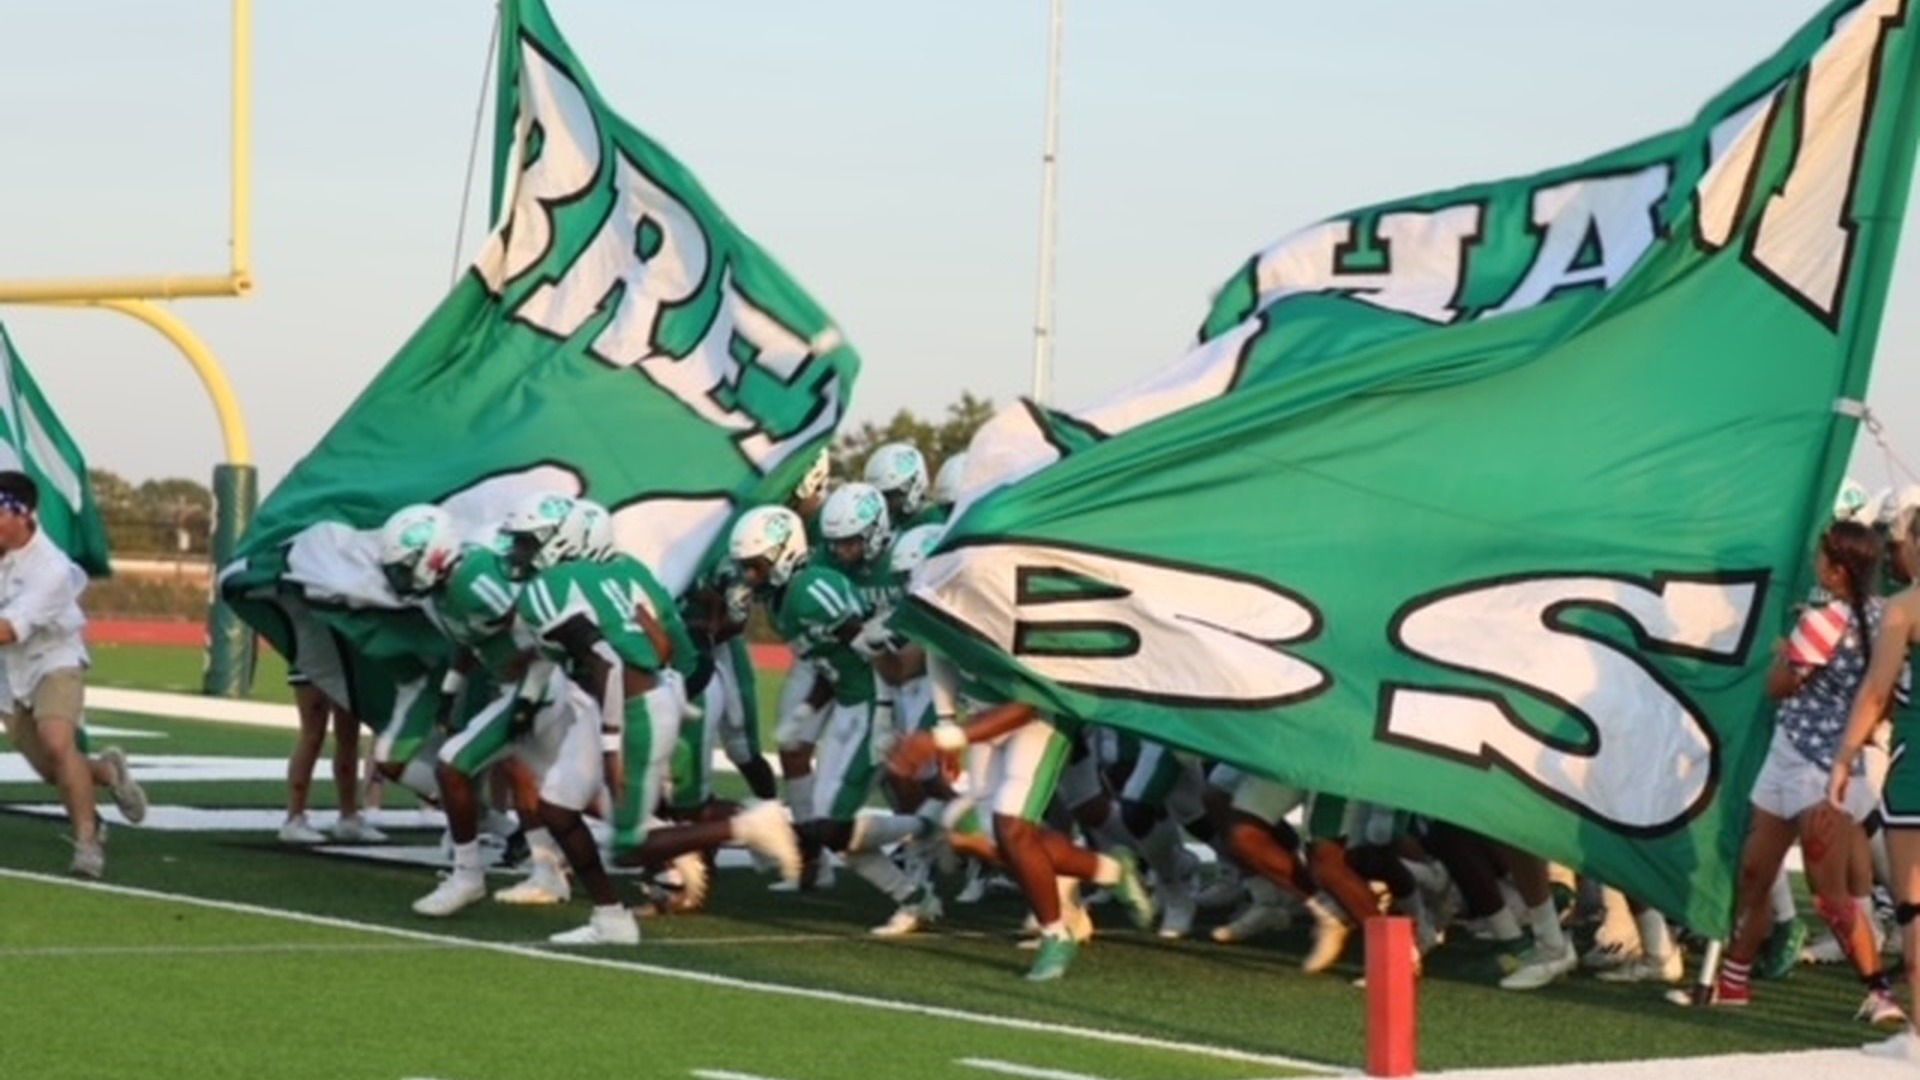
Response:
[1029,0,1065,404]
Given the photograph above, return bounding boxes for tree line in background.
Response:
[91,469,214,559]
[80,393,1000,620]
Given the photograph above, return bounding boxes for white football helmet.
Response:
[889,523,946,578]
[378,504,461,597]
[1834,478,1872,522]
[564,498,617,561]
[864,442,929,520]
[499,491,579,580]
[820,482,893,568]
[728,505,809,588]
[933,451,969,508]
[792,447,832,506]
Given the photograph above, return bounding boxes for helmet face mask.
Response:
[500,493,577,581]
[863,443,929,520]
[820,482,893,570]
[378,505,461,597]
[728,505,808,589]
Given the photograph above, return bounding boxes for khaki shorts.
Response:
[4,668,87,771]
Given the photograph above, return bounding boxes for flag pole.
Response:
[1029,0,1065,404]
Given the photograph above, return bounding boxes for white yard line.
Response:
[957,1057,1119,1080]
[692,1070,794,1080]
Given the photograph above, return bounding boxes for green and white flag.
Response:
[222,0,859,713]
[0,324,109,576]
[902,0,1919,935]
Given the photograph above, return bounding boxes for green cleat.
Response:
[1755,917,1807,980]
[1026,932,1080,982]
[1109,849,1158,930]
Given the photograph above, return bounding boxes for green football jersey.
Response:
[622,554,699,681]
[516,558,667,674]
[425,543,522,675]
[772,564,875,705]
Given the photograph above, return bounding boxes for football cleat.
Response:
[97,746,147,825]
[494,853,570,906]
[1498,939,1578,991]
[549,907,640,946]
[413,872,487,918]
[1025,932,1079,982]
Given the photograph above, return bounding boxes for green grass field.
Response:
[0,645,1896,1077]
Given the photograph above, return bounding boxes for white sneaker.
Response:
[1499,939,1578,991]
[1595,949,1683,984]
[97,746,147,825]
[1864,1030,1920,1061]
[1158,886,1198,939]
[1581,937,1635,971]
[278,815,328,845]
[330,814,388,843]
[412,872,487,918]
[730,803,801,886]
[1802,933,1846,964]
[69,837,105,880]
[1211,901,1292,944]
[872,888,943,937]
[494,855,571,905]
[550,908,640,946]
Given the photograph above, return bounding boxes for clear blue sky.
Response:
[1,1,1914,493]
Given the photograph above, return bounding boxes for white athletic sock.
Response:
[451,840,484,876]
[785,774,816,824]
[1485,907,1523,942]
[847,850,915,902]
[1528,899,1567,953]
[525,827,561,861]
[398,757,442,802]
[1636,908,1675,960]
[1090,853,1122,887]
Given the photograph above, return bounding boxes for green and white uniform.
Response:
[516,555,684,851]
[772,564,879,822]
[379,543,519,770]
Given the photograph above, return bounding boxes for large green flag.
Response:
[222,0,859,714]
[0,324,109,576]
[902,0,1920,936]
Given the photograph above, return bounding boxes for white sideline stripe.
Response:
[79,688,776,779]
[957,1058,1117,1080]
[0,868,1344,1077]
[693,1071,793,1080]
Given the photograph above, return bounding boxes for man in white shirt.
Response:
[0,471,145,878]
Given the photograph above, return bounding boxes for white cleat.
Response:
[872,888,943,938]
[550,908,640,946]
[494,855,571,905]
[731,802,801,886]
[412,872,487,918]
[1499,939,1579,991]
[97,746,147,825]
[1802,933,1846,964]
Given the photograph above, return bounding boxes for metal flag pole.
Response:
[1029,0,1065,404]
